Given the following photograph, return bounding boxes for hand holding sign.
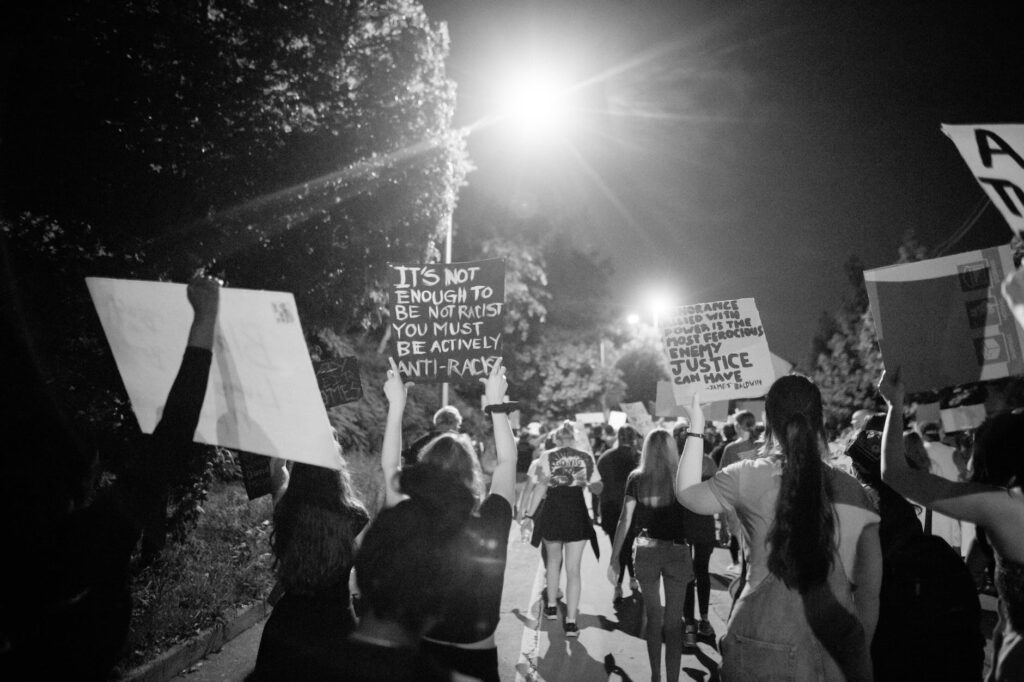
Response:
[384,357,411,409]
[877,367,905,407]
[480,356,508,409]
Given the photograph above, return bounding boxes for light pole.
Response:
[438,66,574,407]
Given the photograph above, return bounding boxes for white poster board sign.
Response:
[943,124,1024,236]
[86,277,341,470]
[660,298,775,404]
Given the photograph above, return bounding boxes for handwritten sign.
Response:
[864,244,1024,393]
[943,124,1024,236]
[86,277,342,471]
[660,298,775,404]
[315,358,362,408]
[388,259,505,383]
[238,450,274,500]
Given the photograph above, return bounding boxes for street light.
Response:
[440,66,575,406]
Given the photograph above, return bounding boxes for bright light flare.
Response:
[496,69,572,140]
[626,313,640,326]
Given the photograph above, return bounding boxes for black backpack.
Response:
[872,530,985,681]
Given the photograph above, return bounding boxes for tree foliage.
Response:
[4,0,467,330]
[808,231,928,434]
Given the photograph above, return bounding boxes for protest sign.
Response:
[620,401,655,435]
[388,259,504,383]
[660,298,775,404]
[864,244,1024,394]
[315,357,362,408]
[607,410,627,431]
[943,124,1024,236]
[575,412,606,425]
[238,450,274,500]
[86,277,341,470]
[655,381,689,418]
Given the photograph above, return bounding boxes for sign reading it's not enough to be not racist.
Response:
[388,258,505,383]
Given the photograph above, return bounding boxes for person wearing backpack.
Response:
[675,376,882,681]
[879,368,1024,682]
[846,416,984,681]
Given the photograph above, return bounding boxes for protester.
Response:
[608,428,693,682]
[919,421,964,554]
[250,468,473,682]
[381,357,516,682]
[0,272,219,680]
[250,460,370,680]
[717,410,758,573]
[676,376,881,681]
[598,424,642,600]
[525,420,604,637]
[671,422,718,649]
[846,416,984,681]
[879,368,1024,681]
[401,404,464,468]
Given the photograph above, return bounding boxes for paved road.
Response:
[170,512,731,682]
[170,509,997,682]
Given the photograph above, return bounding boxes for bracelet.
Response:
[484,401,520,415]
[686,431,704,439]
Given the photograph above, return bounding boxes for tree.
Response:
[3,0,467,331]
[808,231,929,434]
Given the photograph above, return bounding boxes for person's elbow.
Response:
[589,481,604,496]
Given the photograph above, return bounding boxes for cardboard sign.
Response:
[575,412,606,425]
[864,245,1024,394]
[620,401,655,435]
[315,358,362,408]
[388,259,505,383]
[86,277,342,470]
[660,298,775,404]
[943,124,1024,236]
[607,410,627,430]
[654,381,690,418]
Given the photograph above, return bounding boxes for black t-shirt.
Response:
[425,494,513,643]
[625,473,688,543]
[597,445,639,506]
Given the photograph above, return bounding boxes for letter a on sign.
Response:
[943,124,1024,236]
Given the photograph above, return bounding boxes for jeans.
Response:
[633,540,693,682]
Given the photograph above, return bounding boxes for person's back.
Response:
[677,375,880,682]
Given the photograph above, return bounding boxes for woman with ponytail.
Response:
[675,375,881,681]
[379,357,517,682]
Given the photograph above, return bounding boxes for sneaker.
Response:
[544,604,558,620]
[564,620,579,637]
[697,620,714,637]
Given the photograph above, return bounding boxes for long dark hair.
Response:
[271,462,368,595]
[971,410,1024,488]
[764,374,835,592]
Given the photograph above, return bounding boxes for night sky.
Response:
[423,0,1024,364]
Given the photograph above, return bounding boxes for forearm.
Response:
[527,483,548,517]
[381,402,404,507]
[676,432,704,500]
[880,402,914,495]
[610,501,634,561]
[489,413,517,504]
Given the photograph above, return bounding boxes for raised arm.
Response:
[481,358,516,506]
[137,277,220,560]
[381,357,410,509]
[675,395,724,514]
[878,368,1007,527]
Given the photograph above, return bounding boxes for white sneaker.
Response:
[725,563,740,575]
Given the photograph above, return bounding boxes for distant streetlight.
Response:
[649,294,673,330]
[626,312,640,326]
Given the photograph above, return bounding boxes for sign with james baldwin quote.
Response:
[660,298,775,404]
[388,258,504,383]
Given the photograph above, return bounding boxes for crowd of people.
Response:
[4,240,1022,682]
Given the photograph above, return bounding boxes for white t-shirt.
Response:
[705,456,880,596]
